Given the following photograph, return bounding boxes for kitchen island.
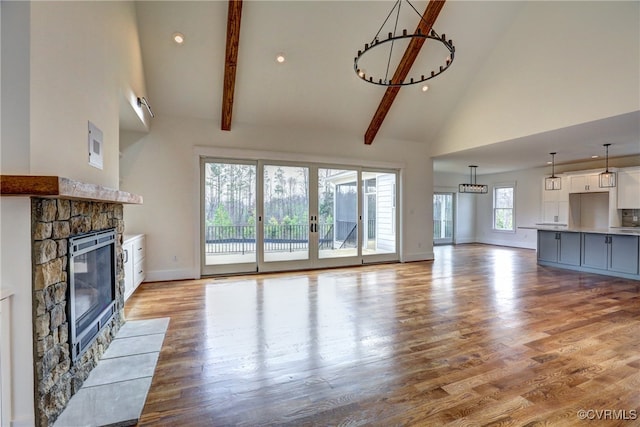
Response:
[520,225,640,280]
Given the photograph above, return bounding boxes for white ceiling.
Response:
[133,1,640,175]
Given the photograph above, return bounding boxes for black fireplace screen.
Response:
[68,228,117,362]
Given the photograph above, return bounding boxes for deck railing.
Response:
[205,221,376,254]
[206,224,331,254]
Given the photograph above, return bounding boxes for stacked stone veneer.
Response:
[32,198,126,427]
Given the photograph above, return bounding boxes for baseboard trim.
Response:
[145,269,197,282]
[402,251,435,262]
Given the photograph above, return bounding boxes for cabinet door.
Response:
[538,231,559,262]
[542,201,559,223]
[570,174,603,193]
[617,169,640,209]
[570,176,588,193]
[123,241,135,299]
[586,174,601,192]
[558,232,581,266]
[582,233,608,270]
[557,201,569,224]
[609,235,639,274]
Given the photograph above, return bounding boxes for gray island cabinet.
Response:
[537,231,581,266]
[582,233,639,275]
[531,227,640,280]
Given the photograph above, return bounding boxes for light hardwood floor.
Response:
[125,244,640,426]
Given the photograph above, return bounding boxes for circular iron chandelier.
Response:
[354,0,456,87]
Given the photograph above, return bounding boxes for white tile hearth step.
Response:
[116,317,169,338]
[102,334,165,359]
[53,317,170,427]
[52,377,152,427]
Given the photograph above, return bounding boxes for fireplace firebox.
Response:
[68,228,117,362]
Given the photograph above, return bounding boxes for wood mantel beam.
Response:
[364,0,446,145]
[221,0,243,131]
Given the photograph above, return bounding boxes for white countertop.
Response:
[124,234,144,243]
[519,225,640,236]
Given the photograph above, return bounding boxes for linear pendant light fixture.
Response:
[459,165,488,194]
[545,152,561,191]
[599,143,616,188]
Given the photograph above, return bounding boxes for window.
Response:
[493,185,514,231]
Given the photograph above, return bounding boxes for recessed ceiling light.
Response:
[172,32,185,45]
[276,53,286,63]
[421,84,429,92]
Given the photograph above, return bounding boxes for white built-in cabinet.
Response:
[541,176,569,224]
[123,234,146,301]
[617,167,640,209]
[569,173,602,193]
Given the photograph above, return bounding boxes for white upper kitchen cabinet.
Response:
[617,167,640,209]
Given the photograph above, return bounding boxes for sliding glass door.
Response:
[201,160,258,275]
[202,159,399,275]
[260,164,311,271]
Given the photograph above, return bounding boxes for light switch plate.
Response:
[88,121,103,170]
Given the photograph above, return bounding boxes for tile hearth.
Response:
[53,318,169,427]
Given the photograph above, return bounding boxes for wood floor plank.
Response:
[125,244,640,426]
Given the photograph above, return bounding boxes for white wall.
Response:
[432,1,640,157]
[121,116,434,281]
[29,1,147,188]
[1,1,30,174]
[474,169,541,249]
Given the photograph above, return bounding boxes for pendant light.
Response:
[544,152,561,191]
[459,165,488,194]
[599,143,616,188]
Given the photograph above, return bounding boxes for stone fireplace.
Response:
[32,198,125,426]
[0,175,142,426]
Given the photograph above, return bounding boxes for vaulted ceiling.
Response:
[133,1,639,174]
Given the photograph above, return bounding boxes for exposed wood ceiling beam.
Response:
[221,0,243,131]
[364,0,446,145]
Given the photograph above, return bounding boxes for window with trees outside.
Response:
[493,185,515,231]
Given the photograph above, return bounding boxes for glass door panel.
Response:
[202,160,257,275]
[361,171,397,260]
[433,193,454,245]
[263,164,310,263]
[318,168,358,259]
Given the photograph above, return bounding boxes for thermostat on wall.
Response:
[88,121,104,169]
